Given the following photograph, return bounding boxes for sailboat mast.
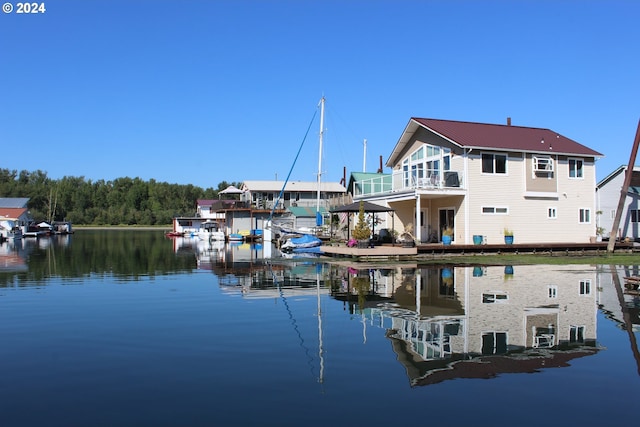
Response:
[363,138,367,172]
[316,97,325,223]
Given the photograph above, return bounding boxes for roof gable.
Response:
[597,165,640,189]
[0,207,28,219]
[387,118,603,166]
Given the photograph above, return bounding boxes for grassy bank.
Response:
[414,252,640,266]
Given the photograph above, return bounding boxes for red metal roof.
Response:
[412,118,603,157]
[0,208,28,219]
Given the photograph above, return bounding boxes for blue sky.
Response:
[1,0,638,189]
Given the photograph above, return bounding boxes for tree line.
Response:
[0,169,241,226]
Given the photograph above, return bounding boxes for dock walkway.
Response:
[321,241,636,261]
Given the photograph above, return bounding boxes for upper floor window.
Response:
[569,158,584,178]
[533,156,554,173]
[482,153,507,174]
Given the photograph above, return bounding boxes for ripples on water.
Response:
[0,230,638,427]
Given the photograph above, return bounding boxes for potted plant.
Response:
[595,210,605,242]
[398,223,416,247]
[442,226,453,245]
[352,201,371,248]
[504,228,514,244]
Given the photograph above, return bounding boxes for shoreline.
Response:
[73,226,171,231]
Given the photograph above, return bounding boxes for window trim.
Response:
[568,158,584,179]
[482,291,509,304]
[481,206,509,215]
[533,156,554,173]
[481,152,508,175]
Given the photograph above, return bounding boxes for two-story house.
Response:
[353,118,603,244]
[596,165,640,241]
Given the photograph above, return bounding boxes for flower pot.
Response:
[473,235,483,245]
[442,235,452,245]
[504,235,514,245]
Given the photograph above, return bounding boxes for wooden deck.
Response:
[320,244,417,261]
[320,241,637,260]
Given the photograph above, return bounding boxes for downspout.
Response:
[464,148,472,244]
[415,194,421,243]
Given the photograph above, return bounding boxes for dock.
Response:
[321,241,637,261]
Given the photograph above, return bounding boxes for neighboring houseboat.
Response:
[171,180,347,244]
[240,180,347,232]
[0,206,30,241]
[0,217,23,241]
[351,117,603,244]
[596,165,640,241]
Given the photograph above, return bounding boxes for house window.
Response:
[548,285,558,298]
[482,332,507,355]
[533,156,554,173]
[569,325,585,343]
[548,207,557,219]
[579,208,591,224]
[482,153,507,174]
[482,206,509,214]
[482,292,508,303]
[569,158,584,178]
[411,146,424,161]
[631,209,640,223]
[610,209,616,219]
[411,163,424,186]
[579,280,591,295]
[403,160,409,187]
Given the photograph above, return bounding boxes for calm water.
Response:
[1,230,639,427]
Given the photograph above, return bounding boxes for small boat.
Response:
[281,234,322,252]
[0,218,23,241]
[199,221,225,241]
[165,231,184,237]
[227,233,244,242]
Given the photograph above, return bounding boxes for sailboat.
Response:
[276,97,327,254]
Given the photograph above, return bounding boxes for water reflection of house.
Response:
[215,261,329,299]
[363,264,599,386]
[0,241,27,272]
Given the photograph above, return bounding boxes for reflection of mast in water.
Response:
[317,271,324,384]
[269,261,325,388]
[610,266,640,375]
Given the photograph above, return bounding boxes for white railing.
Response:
[352,175,393,197]
[355,170,464,197]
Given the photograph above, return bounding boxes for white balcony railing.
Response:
[355,170,464,197]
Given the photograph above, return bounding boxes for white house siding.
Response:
[596,166,640,240]
[465,152,597,244]
[457,265,597,354]
[367,265,597,363]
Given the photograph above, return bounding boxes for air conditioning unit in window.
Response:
[534,157,554,172]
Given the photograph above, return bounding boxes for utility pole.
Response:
[607,119,640,252]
